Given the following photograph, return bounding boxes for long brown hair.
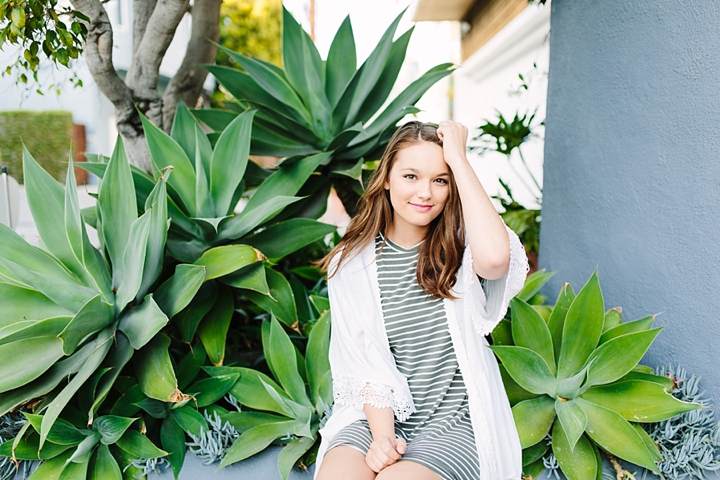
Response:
[319,121,465,299]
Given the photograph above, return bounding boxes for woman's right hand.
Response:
[365,435,407,472]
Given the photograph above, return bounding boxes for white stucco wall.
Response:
[453,2,550,209]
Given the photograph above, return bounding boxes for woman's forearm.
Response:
[363,405,396,440]
[451,158,510,280]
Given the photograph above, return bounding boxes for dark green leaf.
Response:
[197,284,234,366]
[511,297,555,375]
[512,395,555,448]
[557,271,604,379]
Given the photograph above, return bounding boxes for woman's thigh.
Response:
[316,446,375,480]
[376,460,443,480]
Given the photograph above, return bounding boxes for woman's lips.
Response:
[410,203,432,212]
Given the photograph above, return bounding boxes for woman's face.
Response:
[384,141,450,235]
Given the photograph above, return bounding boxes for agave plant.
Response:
[490,271,701,480]
[0,144,216,477]
[206,311,331,479]
[195,7,454,215]
[78,104,336,366]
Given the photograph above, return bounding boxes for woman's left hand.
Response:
[436,120,469,167]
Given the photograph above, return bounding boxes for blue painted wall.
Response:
[540,0,720,405]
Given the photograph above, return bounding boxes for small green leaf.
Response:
[0,336,64,392]
[583,328,662,389]
[58,294,114,355]
[221,262,269,294]
[243,219,336,261]
[193,244,258,280]
[555,399,587,452]
[211,109,256,216]
[598,315,655,345]
[141,113,197,215]
[187,374,239,407]
[498,364,539,406]
[491,319,513,346]
[170,406,208,437]
[177,282,218,343]
[226,367,295,416]
[153,264,206,318]
[197,284,234,366]
[161,416,186,479]
[265,316,311,407]
[511,297,556,375]
[578,398,660,473]
[90,444,122,480]
[278,436,314,480]
[219,421,301,469]
[115,430,167,459]
[516,270,555,302]
[306,311,331,408]
[222,411,290,432]
[118,295,169,350]
[580,380,700,422]
[489,346,556,396]
[93,416,137,445]
[552,420,597,480]
[557,271,604,380]
[23,415,85,446]
[134,334,182,402]
[512,395,555,448]
[244,267,297,327]
[602,307,623,332]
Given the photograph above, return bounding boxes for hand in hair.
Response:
[437,120,511,279]
[436,120,470,167]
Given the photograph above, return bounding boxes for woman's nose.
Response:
[416,181,432,200]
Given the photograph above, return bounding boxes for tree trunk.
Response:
[162,0,222,132]
[70,0,154,170]
[73,0,197,171]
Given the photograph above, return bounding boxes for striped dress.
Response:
[328,236,481,480]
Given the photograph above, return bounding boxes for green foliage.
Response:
[642,365,720,479]
[495,179,541,257]
[492,271,701,480]
[0,110,72,183]
[216,0,282,69]
[0,0,86,86]
[197,6,453,200]
[0,142,200,478]
[208,311,331,479]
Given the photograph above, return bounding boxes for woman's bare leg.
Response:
[375,460,442,480]
[316,446,376,480]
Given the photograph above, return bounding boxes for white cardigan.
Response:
[316,226,528,479]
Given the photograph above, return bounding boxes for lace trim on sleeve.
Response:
[504,225,530,303]
[332,375,415,422]
[465,226,529,336]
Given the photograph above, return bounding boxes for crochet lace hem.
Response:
[332,375,415,422]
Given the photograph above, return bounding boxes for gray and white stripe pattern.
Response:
[328,236,481,480]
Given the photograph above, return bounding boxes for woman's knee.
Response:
[317,446,375,480]
[375,461,442,480]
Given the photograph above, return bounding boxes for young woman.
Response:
[315,121,528,480]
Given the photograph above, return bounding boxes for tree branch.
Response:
[161,0,222,132]
[133,0,158,55]
[70,0,152,171]
[125,0,190,128]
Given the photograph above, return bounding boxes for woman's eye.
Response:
[435,178,448,184]
[403,174,416,180]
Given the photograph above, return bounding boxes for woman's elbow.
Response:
[473,254,510,280]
